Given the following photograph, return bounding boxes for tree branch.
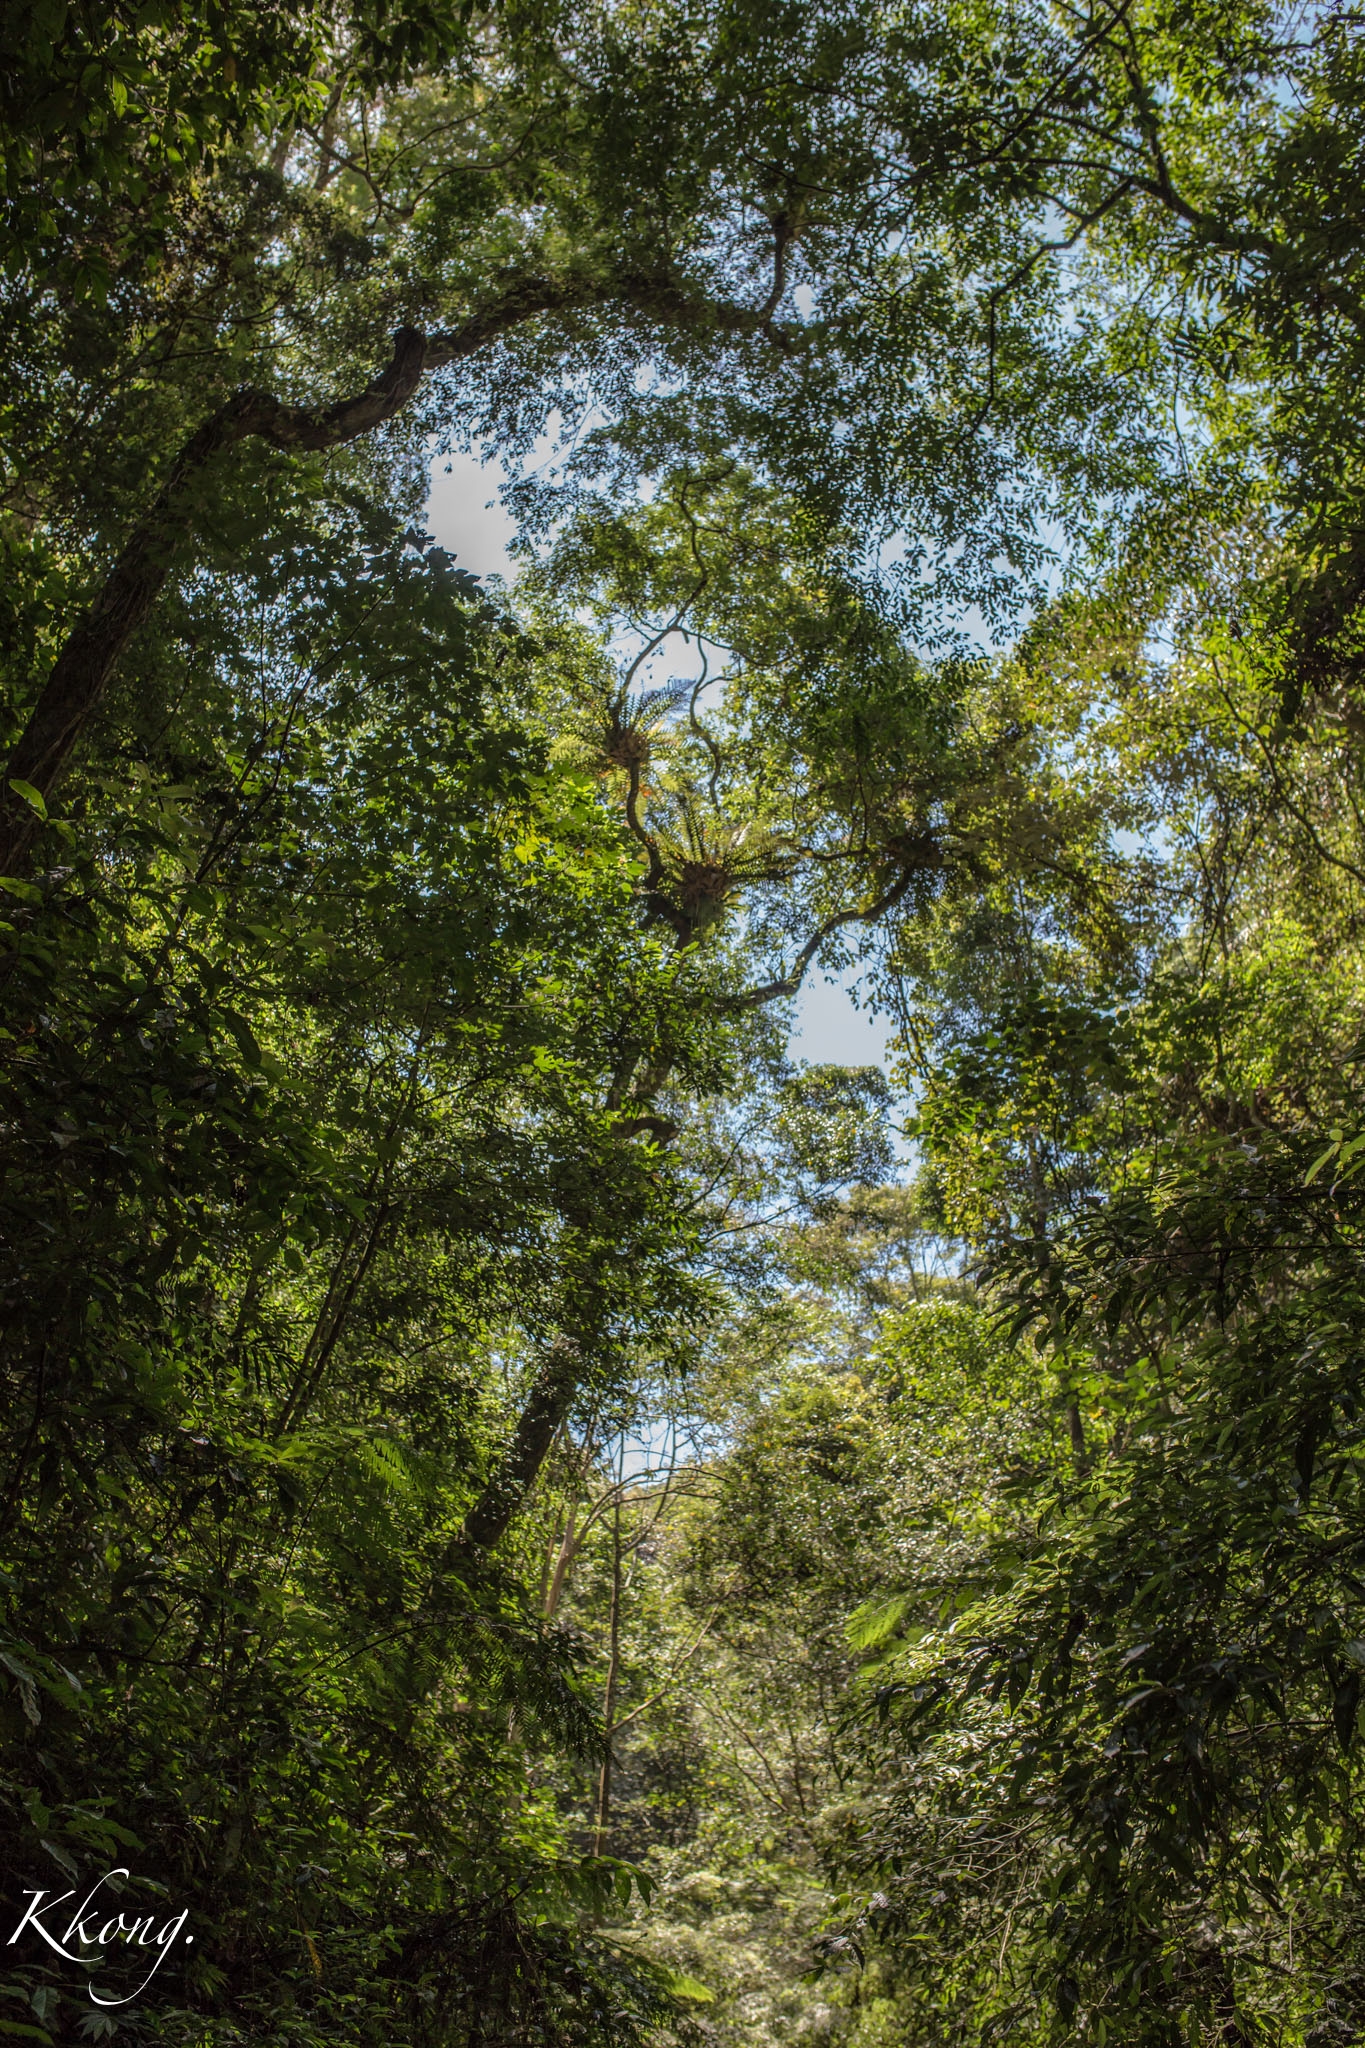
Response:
[0,324,428,872]
[727,846,932,1011]
[1,268,797,875]
[610,1607,719,1732]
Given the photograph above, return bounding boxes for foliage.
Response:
[7,0,1365,2044]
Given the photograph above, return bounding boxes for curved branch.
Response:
[727,849,931,1011]
[1,268,800,875]
[0,326,427,872]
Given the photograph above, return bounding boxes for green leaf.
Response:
[7,779,47,818]
[847,1593,911,1651]
[661,1973,714,2006]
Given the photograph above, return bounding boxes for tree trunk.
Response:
[594,1484,624,1856]
[450,1336,584,1561]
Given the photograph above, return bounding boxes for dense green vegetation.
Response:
[4,1,1365,2043]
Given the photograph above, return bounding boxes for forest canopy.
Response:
[3,2,1365,2045]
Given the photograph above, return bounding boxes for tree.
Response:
[827,513,1365,2041]
[9,3,1365,2043]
